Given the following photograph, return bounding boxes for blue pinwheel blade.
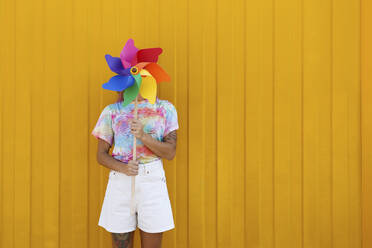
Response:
[102,75,135,91]
[105,54,131,75]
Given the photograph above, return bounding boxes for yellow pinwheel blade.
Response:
[139,70,157,104]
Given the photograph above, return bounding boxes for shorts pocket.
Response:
[109,171,131,192]
[144,167,168,197]
[144,167,163,180]
[109,170,123,179]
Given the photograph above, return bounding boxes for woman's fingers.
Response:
[129,122,144,139]
[127,160,139,175]
[129,120,143,137]
[128,170,137,176]
[129,119,142,128]
[127,169,138,176]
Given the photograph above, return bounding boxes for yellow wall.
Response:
[362,0,372,247]
[0,0,367,247]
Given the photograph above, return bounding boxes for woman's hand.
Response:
[123,160,139,176]
[128,119,145,139]
[96,139,140,175]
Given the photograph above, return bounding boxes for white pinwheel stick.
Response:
[130,96,138,215]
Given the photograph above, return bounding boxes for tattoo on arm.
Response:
[112,232,132,248]
[164,130,177,145]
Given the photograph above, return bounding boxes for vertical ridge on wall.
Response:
[87,0,103,246]
[30,0,45,244]
[73,0,90,244]
[173,0,189,246]
[59,0,74,246]
[245,0,276,246]
[245,0,260,244]
[274,0,303,246]
[332,0,361,247]
[98,0,120,246]
[0,0,3,243]
[159,0,177,246]
[362,0,372,247]
[188,0,205,247]
[330,0,334,245]
[0,0,16,246]
[231,0,246,247]
[44,0,62,246]
[57,0,90,246]
[201,0,218,247]
[303,0,333,247]
[87,0,116,246]
[216,0,234,246]
[14,0,32,246]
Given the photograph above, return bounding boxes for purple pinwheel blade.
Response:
[120,38,138,69]
[102,75,135,91]
[105,54,131,75]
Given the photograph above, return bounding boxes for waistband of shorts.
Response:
[110,159,163,177]
[138,159,163,175]
[138,158,162,167]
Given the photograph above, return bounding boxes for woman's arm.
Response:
[141,130,177,160]
[129,119,177,160]
[96,139,139,175]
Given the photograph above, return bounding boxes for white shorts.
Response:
[98,159,175,233]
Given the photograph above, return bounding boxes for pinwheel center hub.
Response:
[130,66,139,75]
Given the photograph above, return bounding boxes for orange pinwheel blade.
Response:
[144,63,171,83]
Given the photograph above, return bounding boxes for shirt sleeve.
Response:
[163,101,179,137]
[91,105,114,146]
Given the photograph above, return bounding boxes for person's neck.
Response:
[132,96,146,104]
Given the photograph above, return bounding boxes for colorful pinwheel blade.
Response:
[132,73,142,88]
[144,63,171,83]
[105,55,130,75]
[136,48,163,63]
[135,62,151,70]
[122,83,140,107]
[139,73,157,104]
[120,39,138,69]
[102,75,135,91]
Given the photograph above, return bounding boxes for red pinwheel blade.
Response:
[136,48,163,63]
[144,63,171,83]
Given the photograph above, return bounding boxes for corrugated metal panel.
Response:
[0,0,365,247]
[362,0,372,247]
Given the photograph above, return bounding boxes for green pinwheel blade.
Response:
[122,84,139,107]
[133,73,142,88]
[122,74,142,107]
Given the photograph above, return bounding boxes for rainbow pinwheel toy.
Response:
[103,38,171,106]
[102,38,171,214]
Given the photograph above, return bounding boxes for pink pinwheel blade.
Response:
[120,39,138,68]
[135,62,151,70]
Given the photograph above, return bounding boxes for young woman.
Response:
[91,90,178,248]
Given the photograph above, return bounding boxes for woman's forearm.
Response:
[97,151,128,173]
[139,132,175,160]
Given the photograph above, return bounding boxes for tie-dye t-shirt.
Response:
[91,98,179,164]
